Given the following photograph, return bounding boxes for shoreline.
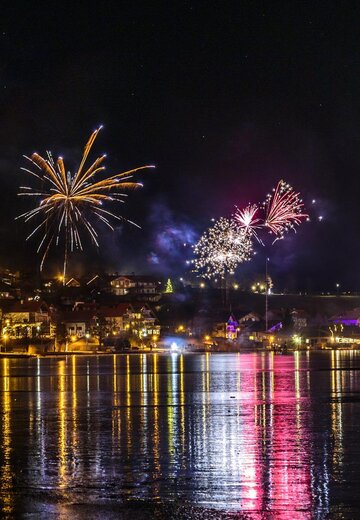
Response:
[0,346,359,358]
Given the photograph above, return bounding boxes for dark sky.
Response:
[0,1,359,291]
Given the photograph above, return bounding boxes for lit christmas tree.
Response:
[164,278,173,293]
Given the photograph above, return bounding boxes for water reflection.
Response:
[0,351,360,517]
[1,358,13,516]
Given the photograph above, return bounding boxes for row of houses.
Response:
[52,274,163,301]
[210,307,360,345]
[1,299,160,345]
[0,271,165,302]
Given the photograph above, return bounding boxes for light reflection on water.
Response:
[1,351,360,518]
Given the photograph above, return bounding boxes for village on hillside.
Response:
[0,267,359,355]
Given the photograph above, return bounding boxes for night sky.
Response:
[1,2,359,291]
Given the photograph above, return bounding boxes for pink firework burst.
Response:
[264,180,308,242]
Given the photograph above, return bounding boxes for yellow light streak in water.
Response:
[113,354,117,396]
[205,352,210,394]
[71,356,78,454]
[331,350,343,471]
[58,359,67,487]
[126,354,131,401]
[125,354,132,454]
[36,358,45,479]
[1,358,13,515]
[141,354,148,455]
[167,355,176,461]
[179,354,185,446]
[152,353,160,477]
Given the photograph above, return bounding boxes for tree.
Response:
[164,278,173,294]
[282,307,293,330]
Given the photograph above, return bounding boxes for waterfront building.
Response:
[109,274,162,299]
[3,300,52,338]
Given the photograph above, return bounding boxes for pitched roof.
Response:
[59,310,97,323]
[331,307,360,321]
[6,300,49,313]
[131,302,151,311]
[111,275,160,283]
[97,303,133,318]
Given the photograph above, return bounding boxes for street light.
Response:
[2,333,8,353]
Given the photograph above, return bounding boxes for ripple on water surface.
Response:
[0,351,360,518]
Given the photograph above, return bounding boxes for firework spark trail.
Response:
[17,127,154,283]
[234,203,264,244]
[193,217,253,279]
[264,180,308,242]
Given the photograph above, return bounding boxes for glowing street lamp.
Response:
[293,334,302,349]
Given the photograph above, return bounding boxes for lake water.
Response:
[0,351,360,519]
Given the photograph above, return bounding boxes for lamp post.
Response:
[265,257,269,332]
[2,333,8,353]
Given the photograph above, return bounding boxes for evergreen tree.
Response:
[164,278,173,293]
